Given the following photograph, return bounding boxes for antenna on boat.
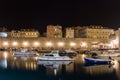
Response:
[119,28,120,50]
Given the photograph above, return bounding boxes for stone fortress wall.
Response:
[0,37,111,50]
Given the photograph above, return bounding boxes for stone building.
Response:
[74,26,82,38]
[65,27,74,38]
[47,25,62,38]
[0,27,8,37]
[9,29,40,38]
[80,25,114,39]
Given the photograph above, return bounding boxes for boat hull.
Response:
[84,58,111,64]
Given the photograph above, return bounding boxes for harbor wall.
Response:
[0,37,110,49]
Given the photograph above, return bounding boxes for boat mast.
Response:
[119,28,120,50]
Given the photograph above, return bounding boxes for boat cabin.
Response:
[44,50,60,57]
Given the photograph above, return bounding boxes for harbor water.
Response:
[0,51,120,80]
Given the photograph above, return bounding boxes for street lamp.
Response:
[46,42,53,47]
[58,42,64,47]
[12,41,18,46]
[23,41,29,47]
[3,41,9,46]
[33,41,40,47]
[70,42,76,47]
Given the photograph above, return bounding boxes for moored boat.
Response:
[38,50,73,61]
[84,57,111,64]
[13,49,38,56]
[99,51,120,57]
[90,50,120,57]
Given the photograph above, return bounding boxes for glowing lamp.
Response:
[58,42,64,47]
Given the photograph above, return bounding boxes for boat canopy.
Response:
[51,51,59,54]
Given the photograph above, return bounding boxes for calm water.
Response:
[0,51,120,80]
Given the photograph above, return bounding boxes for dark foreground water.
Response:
[0,51,120,80]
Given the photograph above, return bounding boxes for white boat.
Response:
[90,50,120,57]
[98,50,120,57]
[13,49,38,56]
[38,50,72,61]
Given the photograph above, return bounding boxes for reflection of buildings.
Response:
[84,65,114,75]
[47,25,62,38]
[0,59,7,69]
[0,51,38,70]
[0,51,8,69]
[37,61,73,75]
[65,62,74,73]
[112,61,120,80]
[45,67,59,76]
[10,57,37,70]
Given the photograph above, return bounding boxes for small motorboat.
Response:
[98,52,120,57]
[38,50,73,61]
[84,57,112,64]
[13,49,38,57]
[92,50,120,57]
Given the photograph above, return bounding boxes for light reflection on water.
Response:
[0,51,119,80]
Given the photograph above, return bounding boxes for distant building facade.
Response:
[114,28,120,38]
[0,32,8,37]
[74,26,82,38]
[65,27,74,38]
[9,29,40,38]
[0,27,8,37]
[114,28,120,48]
[80,25,114,39]
[0,27,7,31]
[47,25,62,38]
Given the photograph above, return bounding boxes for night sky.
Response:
[0,0,120,32]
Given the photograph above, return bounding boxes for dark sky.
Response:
[0,0,120,32]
